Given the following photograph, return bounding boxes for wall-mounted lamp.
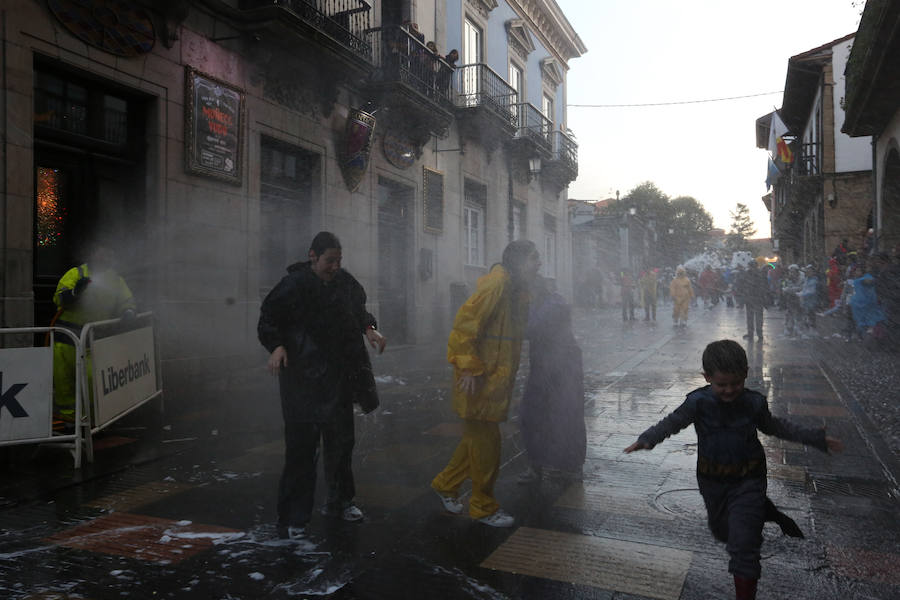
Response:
[629,207,637,216]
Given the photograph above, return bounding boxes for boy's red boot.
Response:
[733,575,758,600]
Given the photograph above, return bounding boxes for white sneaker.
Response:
[478,509,515,528]
[341,504,364,522]
[321,503,364,521]
[434,489,464,514]
[516,466,541,484]
[287,526,306,539]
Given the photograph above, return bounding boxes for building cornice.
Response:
[506,0,586,67]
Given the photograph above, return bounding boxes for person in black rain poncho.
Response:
[624,340,842,600]
[258,232,386,539]
[517,276,586,483]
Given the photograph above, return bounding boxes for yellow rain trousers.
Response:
[670,273,694,322]
[432,264,528,518]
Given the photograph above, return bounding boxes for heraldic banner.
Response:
[339,108,376,192]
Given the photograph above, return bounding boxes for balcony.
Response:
[239,0,372,67]
[453,64,518,142]
[510,102,553,158]
[793,142,821,177]
[365,25,454,142]
[542,129,578,185]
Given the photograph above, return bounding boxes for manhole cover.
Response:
[652,488,706,519]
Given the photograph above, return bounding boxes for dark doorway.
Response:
[377,177,413,344]
[32,62,147,329]
[882,148,900,253]
[33,153,146,329]
[259,138,320,296]
[381,0,406,26]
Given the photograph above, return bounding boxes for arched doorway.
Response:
[882,145,900,254]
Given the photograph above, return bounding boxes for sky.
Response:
[556,0,864,236]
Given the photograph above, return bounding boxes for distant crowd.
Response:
[576,237,900,350]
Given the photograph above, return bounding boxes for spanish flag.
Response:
[776,135,793,164]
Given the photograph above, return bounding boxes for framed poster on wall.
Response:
[184,66,244,185]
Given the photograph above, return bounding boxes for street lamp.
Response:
[528,157,541,179]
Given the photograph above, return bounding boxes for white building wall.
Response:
[832,39,873,173]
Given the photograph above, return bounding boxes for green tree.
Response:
[727,202,756,252]
[599,182,714,267]
[667,196,714,263]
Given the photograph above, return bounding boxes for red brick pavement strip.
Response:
[826,543,900,585]
[43,512,241,564]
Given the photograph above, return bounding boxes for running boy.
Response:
[624,340,843,600]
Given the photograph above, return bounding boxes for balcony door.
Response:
[462,19,482,105]
[509,62,523,120]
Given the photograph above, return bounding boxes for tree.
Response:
[727,202,756,252]
[666,196,714,264]
[598,182,714,267]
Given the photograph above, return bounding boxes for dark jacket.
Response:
[258,262,378,422]
[637,386,828,481]
[735,266,769,307]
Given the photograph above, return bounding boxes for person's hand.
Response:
[456,372,480,396]
[73,277,91,295]
[624,441,649,453]
[366,327,386,354]
[268,346,287,375]
[826,436,844,453]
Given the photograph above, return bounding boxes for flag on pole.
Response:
[768,111,793,165]
[765,156,780,190]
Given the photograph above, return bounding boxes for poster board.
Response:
[184,66,245,185]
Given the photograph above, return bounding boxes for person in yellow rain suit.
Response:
[52,245,136,428]
[669,265,694,328]
[431,240,540,528]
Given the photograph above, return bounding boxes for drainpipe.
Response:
[872,132,879,252]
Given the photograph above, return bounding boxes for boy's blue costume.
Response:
[636,386,828,579]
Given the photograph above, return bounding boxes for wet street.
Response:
[2,303,899,599]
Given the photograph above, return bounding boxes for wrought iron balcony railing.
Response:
[453,63,517,129]
[366,26,454,106]
[551,129,578,172]
[513,102,552,154]
[793,142,820,176]
[241,0,371,60]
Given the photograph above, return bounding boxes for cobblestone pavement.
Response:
[0,302,898,599]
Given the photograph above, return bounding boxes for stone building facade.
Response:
[0,0,584,400]
[757,34,873,265]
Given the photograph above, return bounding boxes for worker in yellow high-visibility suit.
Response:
[52,245,136,428]
[431,240,540,528]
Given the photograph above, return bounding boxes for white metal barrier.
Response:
[0,312,162,467]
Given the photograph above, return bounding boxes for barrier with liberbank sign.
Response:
[90,325,159,428]
[0,313,162,467]
[0,327,86,466]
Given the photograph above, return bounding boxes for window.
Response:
[464,205,484,266]
[510,201,525,241]
[542,93,554,136]
[34,68,131,145]
[464,179,487,266]
[543,214,556,278]
[509,62,523,118]
[463,19,483,101]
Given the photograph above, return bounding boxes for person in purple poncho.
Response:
[517,276,587,484]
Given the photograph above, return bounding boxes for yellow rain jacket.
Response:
[53,264,136,328]
[447,265,528,422]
